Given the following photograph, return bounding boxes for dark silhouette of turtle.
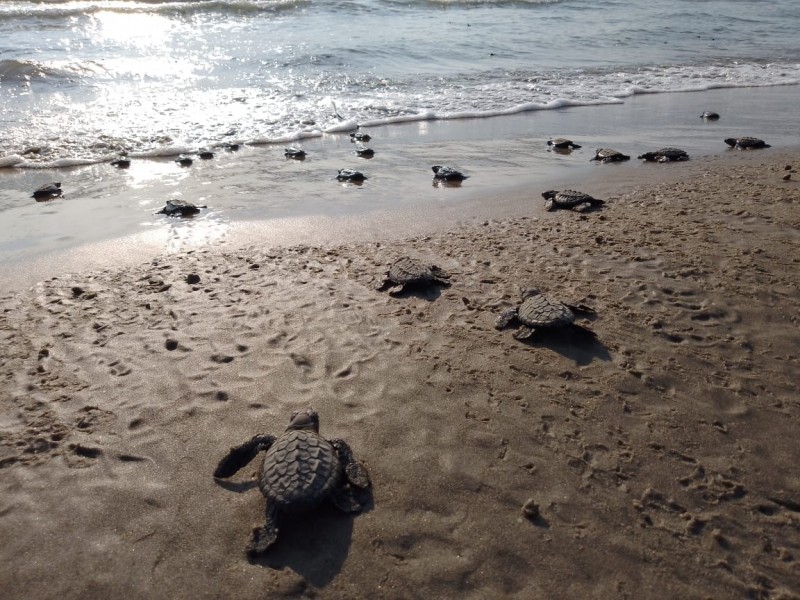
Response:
[547,138,582,150]
[495,287,596,340]
[354,143,374,157]
[110,157,131,168]
[638,148,690,163]
[336,168,367,182]
[590,148,630,163]
[156,199,207,217]
[350,131,371,142]
[223,143,240,152]
[724,137,771,150]
[700,111,720,121]
[175,155,193,167]
[213,409,371,555]
[284,146,307,160]
[198,149,215,160]
[432,165,468,181]
[375,256,451,295]
[542,190,605,212]
[32,182,62,200]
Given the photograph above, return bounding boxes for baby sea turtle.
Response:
[542,190,605,212]
[547,138,582,150]
[590,148,630,163]
[495,287,595,340]
[336,168,367,182]
[223,143,240,152]
[350,131,371,142]
[32,182,62,200]
[432,165,468,181]
[110,157,131,168]
[175,155,193,167]
[375,256,451,295]
[156,199,207,217]
[198,149,215,160]
[284,146,307,160]
[700,111,720,121]
[637,148,690,163]
[354,143,374,157]
[724,137,771,150]
[214,409,371,555]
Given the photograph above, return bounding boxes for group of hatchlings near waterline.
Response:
[30,110,778,209]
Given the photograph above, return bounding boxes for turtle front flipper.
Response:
[248,502,280,555]
[331,439,371,489]
[563,302,596,316]
[495,307,519,330]
[374,274,393,292]
[513,326,536,340]
[214,434,275,478]
[572,202,592,213]
[429,265,451,285]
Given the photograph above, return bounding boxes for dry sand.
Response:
[1,152,799,599]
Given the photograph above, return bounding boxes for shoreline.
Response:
[1,148,799,599]
[1,85,799,283]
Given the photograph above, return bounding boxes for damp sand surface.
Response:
[1,140,799,598]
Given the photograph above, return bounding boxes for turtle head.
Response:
[287,409,320,432]
[541,190,557,200]
[723,138,737,148]
[520,287,541,300]
[431,165,442,174]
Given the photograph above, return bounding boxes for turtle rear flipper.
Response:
[214,434,275,478]
[495,307,519,330]
[248,502,279,555]
[332,439,371,489]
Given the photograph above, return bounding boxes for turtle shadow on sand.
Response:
[248,492,374,586]
[515,324,611,366]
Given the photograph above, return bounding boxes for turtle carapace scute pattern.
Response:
[284,146,307,159]
[156,199,207,217]
[542,190,605,213]
[637,148,690,163]
[32,182,62,200]
[590,148,630,163]
[724,137,771,150]
[375,256,451,295]
[432,165,468,181]
[495,287,596,340]
[700,111,720,120]
[336,168,367,182]
[214,409,371,555]
[547,138,582,150]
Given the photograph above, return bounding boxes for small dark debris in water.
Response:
[186,273,201,285]
[165,339,178,351]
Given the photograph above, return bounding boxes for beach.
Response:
[1,141,799,599]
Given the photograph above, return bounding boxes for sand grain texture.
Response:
[1,157,799,599]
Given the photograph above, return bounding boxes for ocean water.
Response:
[1,0,799,167]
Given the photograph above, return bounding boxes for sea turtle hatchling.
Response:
[542,190,605,212]
[350,131,371,142]
[637,148,690,163]
[336,168,367,182]
[547,138,582,150]
[700,111,720,121]
[213,409,371,555]
[590,148,630,164]
[724,137,771,150]
[375,256,451,295]
[354,143,374,157]
[32,182,62,200]
[284,146,307,159]
[156,199,207,217]
[432,165,468,181]
[495,287,596,340]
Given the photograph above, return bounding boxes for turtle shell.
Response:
[592,148,630,162]
[432,165,468,181]
[259,429,341,511]
[387,256,440,284]
[549,190,595,208]
[548,138,580,149]
[158,199,202,216]
[638,148,689,162]
[727,136,769,149]
[516,294,575,328]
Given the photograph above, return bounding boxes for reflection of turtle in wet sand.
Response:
[547,138,582,150]
[32,182,62,200]
[350,131,371,142]
[590,148,630,163]
[724,137,771,150]
[700,111,720,121]
[156,199,207,217]
[214,409,371,556]
[542,190,605,212]
[375,256,451,295]
[432,165,468,181]
[284,146,307,159]
[637,148,690,163]
[495,287,596,340]
[336,168,367,182]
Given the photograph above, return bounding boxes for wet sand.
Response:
[1,144,799,598]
